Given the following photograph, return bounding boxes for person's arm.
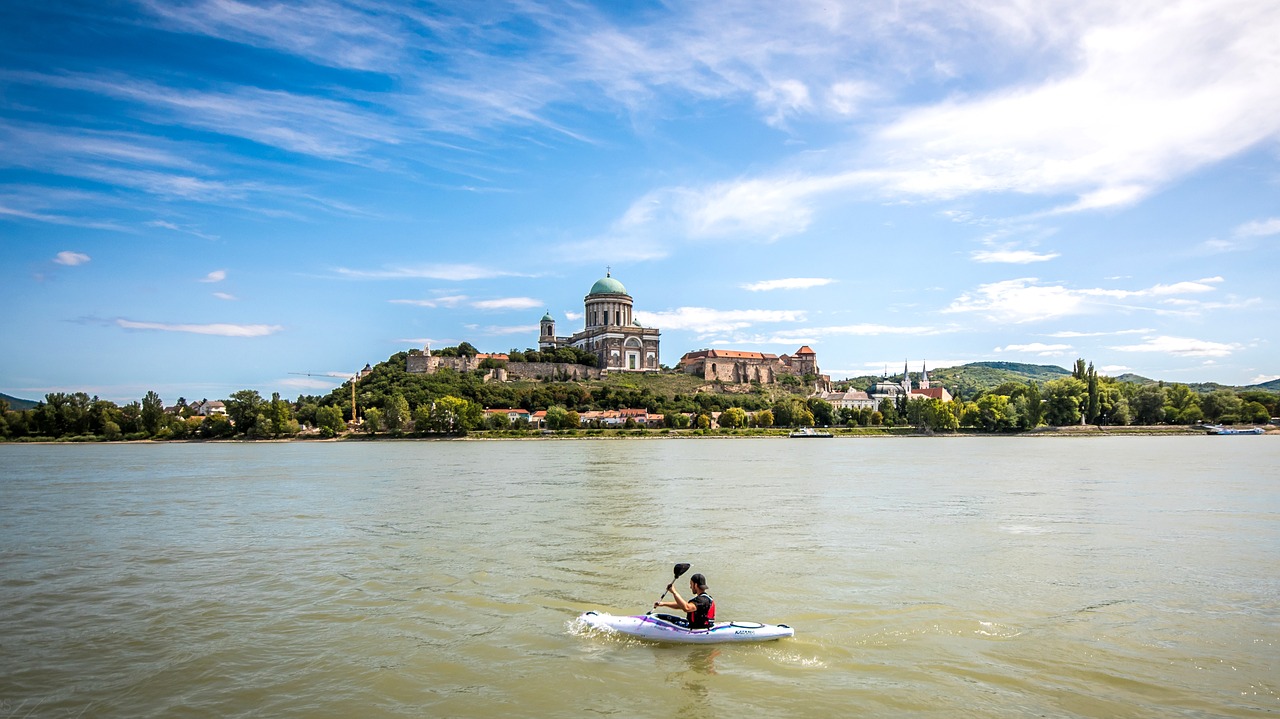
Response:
[653,585,695,612]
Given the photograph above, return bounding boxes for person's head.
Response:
[689,573,707,592]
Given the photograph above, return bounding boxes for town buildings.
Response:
[676,346,832,391]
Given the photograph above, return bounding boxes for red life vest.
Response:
[687,593,716,629]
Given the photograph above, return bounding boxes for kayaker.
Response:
[654,573,716,628]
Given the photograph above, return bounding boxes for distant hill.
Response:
[1115,374,1278,394]
[924,362,1070,399]
[1,392,38,411]
[1252,378,1280,392]
[843,362,1279,398]
[1113,373,1153,385]
[841,362,1070,398]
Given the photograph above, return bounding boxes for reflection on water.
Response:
[1,438,1277,718]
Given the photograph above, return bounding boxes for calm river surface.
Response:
[1,437,1277,718]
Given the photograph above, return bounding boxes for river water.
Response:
[1,437,1277,718]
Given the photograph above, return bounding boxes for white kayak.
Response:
[579,611,794,644]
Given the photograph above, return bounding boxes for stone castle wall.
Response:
[499,362,604,382]
[406,353,604,382]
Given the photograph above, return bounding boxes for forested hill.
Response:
[846,362,1071,399]
[0,392,37,411]
[927,362,1070,397]
[850,362,1277,398]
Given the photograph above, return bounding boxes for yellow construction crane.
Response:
[288,369,364,423]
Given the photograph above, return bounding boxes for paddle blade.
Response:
[673,563,691,579]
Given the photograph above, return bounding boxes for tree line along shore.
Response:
[3,350,1276,443]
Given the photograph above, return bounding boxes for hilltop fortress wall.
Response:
[406,352,605,382]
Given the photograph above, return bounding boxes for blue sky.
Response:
[2,0,1278,403]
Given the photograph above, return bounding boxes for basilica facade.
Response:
[538,272,661,372]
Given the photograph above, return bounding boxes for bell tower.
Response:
[539,311,557,350]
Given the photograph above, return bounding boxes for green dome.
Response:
[589,274,627,295]
[541,312,554,322]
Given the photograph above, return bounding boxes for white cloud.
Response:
[1249,374,1280,384]
[212,292,237,301]
[741,277,835,291]
[868,1,1280,210]
[945,277,1228,323]
[756,78,812,128]
[1100,365,1132,373]
[827,81,874,116]
[1234,217,1280,237]
[971,250,1060,264]
[53,251,90,266]
[995,342,1074,356]
[633,307,806,334]
[609,0,1280,236]
[472,297,542,311]
[1110,335,1244,358]
[944,278,1088,323]
[116,319,282,337]
[201,269,226,283]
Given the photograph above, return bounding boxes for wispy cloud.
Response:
[1047,328,1153,338]
[1110,335,1244,358]
[201,270,226,283]
[212,292,237,301]
[721,323,943,346]
[339,264,517,281]
[971,250,1060,264]
[20,71,405,161]
[391,295,467,308]
[472,324,538,336]
[148,220,219,240]
[1234,217,1280,237]
[995,342,1073,356]
[741,277,835,291]
[115,319,282,337]
[279,377,344,390]
[138,0,406,73]
[53,251,91,266]
[471,297,543,311]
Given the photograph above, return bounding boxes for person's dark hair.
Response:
[690,573,707,591]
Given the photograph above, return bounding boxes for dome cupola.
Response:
[589,272,627,296]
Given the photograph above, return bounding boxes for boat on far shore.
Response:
[1203,424,1265,435]
[789,427,833,438]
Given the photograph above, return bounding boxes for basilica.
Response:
[537,272,661,372]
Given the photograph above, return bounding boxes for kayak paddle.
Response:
[647,562,691,615]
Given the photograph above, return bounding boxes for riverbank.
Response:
[5,424,1274,444]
